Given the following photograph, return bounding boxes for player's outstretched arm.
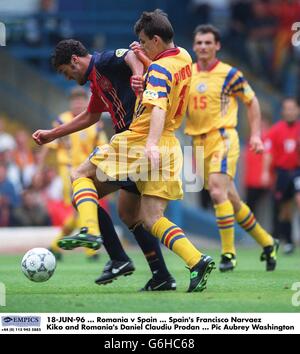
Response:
[32,110,100,145]
[246,96,264,153]
[125,49,144,76]
[125,49,145,95]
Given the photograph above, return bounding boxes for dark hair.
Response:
[51,39,88,70]
[134,9,174,43]
[193,24,221,43]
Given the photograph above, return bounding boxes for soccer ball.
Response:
[21,248,56,282]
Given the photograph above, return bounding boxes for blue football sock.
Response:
[279,221,292,244]
[98,206,130,262]
[130,224,171,280]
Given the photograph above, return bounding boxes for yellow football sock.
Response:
[72,177,100,236]
[235,202,273,247]
[151,217,202,268]
[214,200,235,255]
[84,248,98,257]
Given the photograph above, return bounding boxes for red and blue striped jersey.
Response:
[85,50,136,133]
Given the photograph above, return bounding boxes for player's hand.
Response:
[145,142,160,169]
[32,129,55,145]
[249,135,264,154]
[130,41,152,69]
[130,41,142,53]
[130,75,144,96]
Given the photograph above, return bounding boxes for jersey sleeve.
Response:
[141,63,172,111]
[95,49,129,71]
[224,68,255,104]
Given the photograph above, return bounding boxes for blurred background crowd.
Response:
[2,0,299,99]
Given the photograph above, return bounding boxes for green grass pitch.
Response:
[0,248,299,313]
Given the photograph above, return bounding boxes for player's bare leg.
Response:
[118,190,141,227]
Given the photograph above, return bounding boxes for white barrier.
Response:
[0,227,60,253]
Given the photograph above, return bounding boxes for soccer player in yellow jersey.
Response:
[45,87,107,260]
[48,87,107,206]
[33,10,215,292]
[185,24,279,271]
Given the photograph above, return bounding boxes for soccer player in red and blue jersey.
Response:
[33,39,176,291]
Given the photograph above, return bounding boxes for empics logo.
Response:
[291,22,300,47]
[1,316,41,327]
[0,282,5,306]
[0,22,6,46]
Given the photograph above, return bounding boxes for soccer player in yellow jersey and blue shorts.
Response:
[43,87,107,260]
[185,25,279,272]
[33,10,215,292]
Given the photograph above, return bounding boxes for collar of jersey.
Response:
[154,47,180,60]
[196,59,220,72]
[83,52,97,83]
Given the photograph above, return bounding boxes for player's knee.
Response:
[142,213,162,232]
[209,187,226,204]
[70,168,85,182]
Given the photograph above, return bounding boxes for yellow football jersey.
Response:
[130,47,192,135]
[49,111,107,168]
[185,61,255,135]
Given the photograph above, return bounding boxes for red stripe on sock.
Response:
[243,214,256,229]
[74,192,98,204]
[164,228,183,248]
[218,218,235,226]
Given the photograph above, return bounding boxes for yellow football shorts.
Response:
[193,128,240,188]
[89,130,183,200]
